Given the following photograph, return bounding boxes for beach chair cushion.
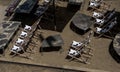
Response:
[71,41,83,48]
[95,18,105,25]
[24,25,31,31]
[16,38,24,46]
[20,31,27,38]
[68,49,80,56]
[93,12,103,18]
[11,45,22,53]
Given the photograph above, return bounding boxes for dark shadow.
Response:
[0,39,9,54]
[93,32,115,39]
[10,5,39,27]
[10,13,39,27]
[39,33,45,42]
[109,41,120,63]
[0,49,4,54]
[70,21,90,35]
[46,36,56,46]
[65,54,80,60]
[39,5,80,32]
[40,46,61,52]
[67,3,81,12]
[9,50,24,55]
[110,12,120,35]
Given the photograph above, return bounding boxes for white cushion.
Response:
[93,12,103,18]
[20,31,27,38]
[68,49,79,56]
[16,38,24,45]
[96,27,102,33]
[89,1,100,7]
[11,45,22,52]
[96,18,105,25]
[44,0,50,3]
[24,25,31,31]
[71,41,83,48]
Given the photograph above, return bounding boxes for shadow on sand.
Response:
[10,4,39,27]
[110,12,120,35]
[70,22,90,35]
[39,4,81,32]
[11,13,39,27]
[10,4,81,32]
[109,41,120,63]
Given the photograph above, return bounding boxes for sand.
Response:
[0,0,120,72]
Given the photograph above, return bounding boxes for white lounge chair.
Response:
[24,25,32,31]
[71,41,83,48]
[68,48,80,56]
[44,0,50,3]
[89,0,100,8]
[95,18,105,25]
[93,11,103,18]
[11,45,22,53]
[96,27,102,34]
[16,38,24,46]
[20,31,28,39]
[66,48,91,64]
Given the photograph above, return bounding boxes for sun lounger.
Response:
[93,11,103,18]
[20,31,28,39]
[24,25,32,31]
[15,38,25,46]
[11,45,22,53]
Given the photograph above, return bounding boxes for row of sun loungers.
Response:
[88,0,117,38]
[11,25,32,55]
[10,16,42,58]
[66,31,93,64]
[94,12,117,38]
